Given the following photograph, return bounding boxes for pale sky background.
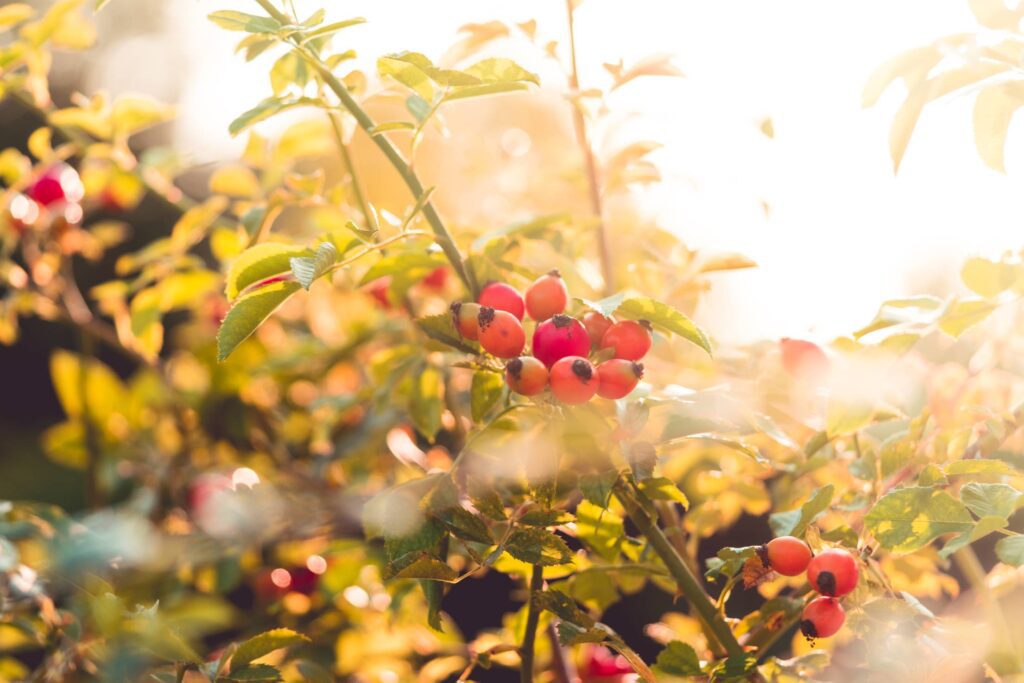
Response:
[85,0,1024,344]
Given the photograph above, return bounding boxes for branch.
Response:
[565,0,614,295]
[252,0,478,297]
[520,564,544,683]
[617,484,745,658]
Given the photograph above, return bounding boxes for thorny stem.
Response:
[252,0,478,298]
[618,484,745,658]
[520,564,544,683]
[565,0,614,295]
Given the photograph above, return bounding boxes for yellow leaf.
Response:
[862,46,942,108]
[27,127,53,161]
[0,4,34,29]
[209,164,261,198]
[973,81,1024,172]
[111,95,174,139]
[969,0,1024,30]
[961,256,1018,297]
[50,9,94,50]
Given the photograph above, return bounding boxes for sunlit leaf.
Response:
[225,242,307,301]
[960,256,1018,298]
[654,641,702,677]
[973,81,1024,172]
[506,527,573,566]
[616,296,711,355]
[410,366,443,440]
[996,535,1024,566]
[470,371,503,422]
[290,241,338,290]
[208,10,281,34]
[938,298,997,337]
[230,629,309,673]
[769,484,834,537]
[865,487,973,553]
[637,476,690,509]
[217,281,302,361]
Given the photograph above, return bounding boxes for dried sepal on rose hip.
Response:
[596,359,643,399]
[477,281,525,320]
[532,314,589,368]
[451,301,481,340]
[549,356,597,404]
[524,269,568,321]
[477,306,526,359]
[800,596,845,640]
[601,319,653,360]
[807,548,858,597]
[505,356,548,396]
[758,535,813,577]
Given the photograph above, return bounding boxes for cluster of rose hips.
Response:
[5,163,85,235]
[449,271,651,404]
[760,537,859,640]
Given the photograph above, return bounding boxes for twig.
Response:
[564,0,614,295]
[546,622,578,683]
[520,564,544,683]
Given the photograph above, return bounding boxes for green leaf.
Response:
[217,281,301,361]
[445,82,531,101]
[577,293,627,318]
[769,484,834,537]
[946,459,1020,476]
[230,629,309,673]
[208,10,281,34]
[223,664,283,682]
[228,97,318,136]
[938,299,998,337]
[575,500,624,561]
[506,528,573,566]
[580,470,618,507]
[826,399,874,436]
[225,242,308,301]
[290,242,338,290]
[960,482,1023,519]
[463,57,540,85]
[939,515,1008,558]
[532,590,594,627]
[299,17,366,43]
[378,54,434,101]
[368,121,416,134]
[270,51,310,96]
[410,366,443,440]
[880,434,916,479]
[416,313,481,355]
[853,295,943,338]
[392,556,458,581]
[637,476,690,509]
[616,296,711,355]
[865,487,973,553]
[360,251,445,285]
[471,371,504,422]
[655,641,703,677]
[996,535,1024,566]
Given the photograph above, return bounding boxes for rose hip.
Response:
[478,281,525,320]
[596,359,643,399]
[524,269,568,321]
[549,356,597,404]
[532,314,589,368]
[600,320,652,361]
[477,306,525,358]
[505,357,548,396]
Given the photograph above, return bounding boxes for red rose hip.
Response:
[532,314,589,368]
[524,269,568,321]
[477,306,525,358]
[596,359,643,399]
[366,277,392,309]
[549,356,597,404]
[583,311,613,347]
[763,536,812,576]
[505,357,548,396]
[451,301,481,340]
[800,596,845,639]
[780,338,829,381]
[422,266,448,290]
[478,281,525,320]
[807,548,858,597]
[601,320,652,360]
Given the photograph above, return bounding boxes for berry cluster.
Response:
[759,537,859,641]
[450,272,651,404]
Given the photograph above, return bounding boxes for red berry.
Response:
[549,356,597,404]
[807,548,858,597]
[583,645,633,679]
[422,266,448,290]
[27,164,82,207]
[800,596,845,639]
[532,314,589,368]
[451,301,481,340]
[596,359,643,399]
[601,320,652,361]
[505,357,548,396]
[780,338,829,381]
[365,277,392,309]
[524,269,568,321]
[477,306,526,358]
[288,566,319,595]
[763,536,812,576]
[478,281,525,320]
[583,311,614,347]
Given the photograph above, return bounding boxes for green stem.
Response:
[564,0,614,295]
[618,485,745,658]
[252,0,477,297]
[326,109,376,233]
[520,564,544,683]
